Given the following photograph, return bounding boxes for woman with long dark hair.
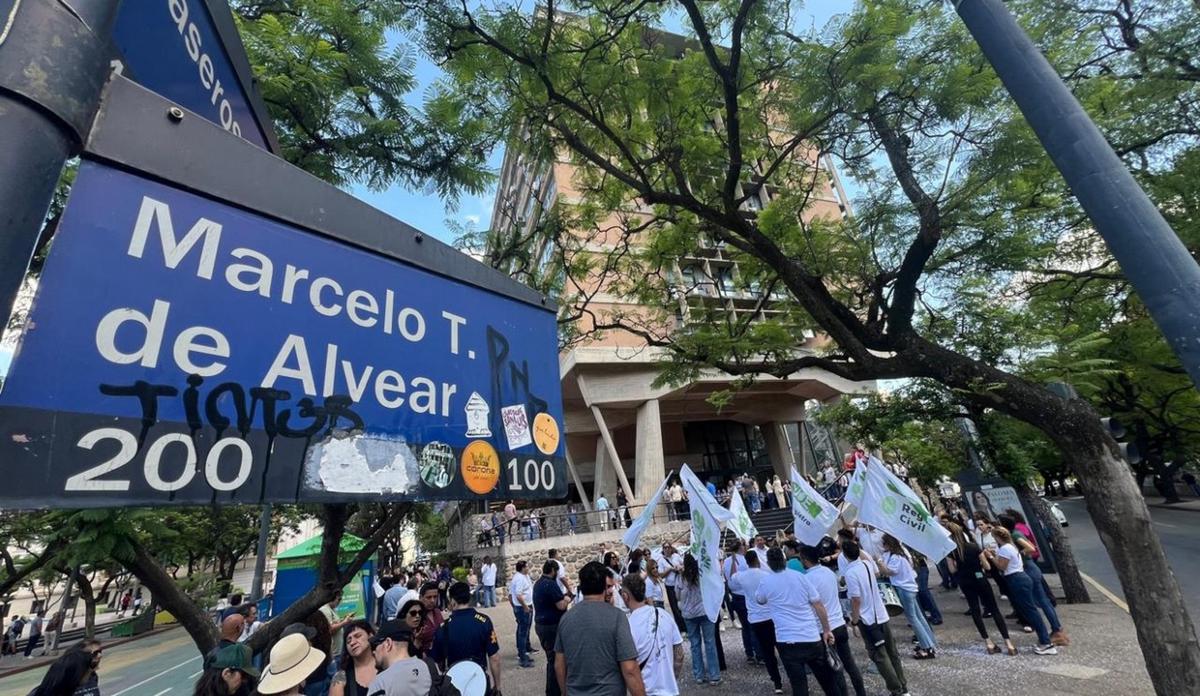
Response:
[626,548,645,575]
[398,599,428,656]
[29,639,102,696]
[677,553,720,684]
[329,620,376,696]
[876,534,937,659]
[947,522,1015,655]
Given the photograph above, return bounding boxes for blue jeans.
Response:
[727,594,759,659]
[916,565,942,623]
[684,617,720,682]
[513,605,533,663]
[1019,563,1061,633]
[896,586,936,650]
[1005,571,1051,644]
[483,586,496,607]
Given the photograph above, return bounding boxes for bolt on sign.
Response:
[0,78,566,508]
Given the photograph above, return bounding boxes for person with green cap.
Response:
[192,643,260,696]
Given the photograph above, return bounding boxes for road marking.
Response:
[1080,571,1129,613]
[153,689,172,696]
[189,671,202,679]
[110,655,200,696]
[1154,521,1177,529]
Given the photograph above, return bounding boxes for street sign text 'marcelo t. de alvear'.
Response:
[0,76,568,508]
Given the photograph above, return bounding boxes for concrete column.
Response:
[762,422,795,481]
[634,399,665,505]
[594,436,616,502]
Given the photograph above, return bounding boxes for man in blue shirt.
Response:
[533,561,570,696]
[433,582,502,694]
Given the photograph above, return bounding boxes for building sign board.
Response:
[0,161,565,507]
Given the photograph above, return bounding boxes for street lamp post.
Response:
[952,0,1200,389]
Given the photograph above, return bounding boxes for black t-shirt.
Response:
[533,577,566,626]
[955,542,985,579]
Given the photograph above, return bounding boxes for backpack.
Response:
[423,657,462,696]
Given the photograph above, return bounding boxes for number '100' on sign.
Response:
[0,161,566,507]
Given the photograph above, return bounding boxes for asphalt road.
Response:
[2,627,203,696]
[1057,497,1200,608]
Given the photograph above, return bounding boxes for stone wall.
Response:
[490,519,691,600]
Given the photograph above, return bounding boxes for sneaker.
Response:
[709,680,722,686]
[1022,626,1034,633]
[1050,630,1070,646]
[1033,644,1058,656]
[774,685,784,694]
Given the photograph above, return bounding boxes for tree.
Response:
[232,0,493,198]
[416,0,1200,690]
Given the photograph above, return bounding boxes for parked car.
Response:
[1050,502,1068,527]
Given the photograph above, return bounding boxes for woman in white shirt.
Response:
[645,562,667,608]
[986,527,1058,655]
[876,534,937,659]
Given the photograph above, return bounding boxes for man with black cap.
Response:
[432,582,502,695]
[369,621,434,696]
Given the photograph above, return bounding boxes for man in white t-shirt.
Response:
[548,548,573,597]
[754,548,844,696]
[721,541,760,663]
[509,561,536,668]
[751,536,769,568]
[656,543,686,634]
[800,546,866,696]
[667,483,684,520]
[621,574,683,696]
[843,540,908,696]
[728,550,782,694]
[480,556,499,608]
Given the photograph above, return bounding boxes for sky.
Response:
[350,1,856,245]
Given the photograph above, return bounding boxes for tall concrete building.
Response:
[486,100,871,511]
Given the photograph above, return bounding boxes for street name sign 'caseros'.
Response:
[0,77,565,508]
[111,0,278,151]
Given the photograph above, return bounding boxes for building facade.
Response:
[485,97,870,514]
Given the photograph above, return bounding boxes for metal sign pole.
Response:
[954,0,1200,388]
[250,504,272,602]
[0,0,118,327]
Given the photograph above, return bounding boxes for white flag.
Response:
[789,468,840,546]
[623,476,671,550]
[856,456,955,561]
[679,464,734,622]
[726,488,757,542]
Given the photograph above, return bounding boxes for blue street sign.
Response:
[0,161,566,507]
[112,0,276,151]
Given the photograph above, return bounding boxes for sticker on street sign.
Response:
[0,161,566,507]
[111,0,276,151]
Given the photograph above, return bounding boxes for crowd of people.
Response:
[23,491,1071,696]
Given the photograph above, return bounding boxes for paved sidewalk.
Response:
[1145,496,1200,513]
[478,575,1153,696]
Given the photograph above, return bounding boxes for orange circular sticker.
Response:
[533,413,560,455]
[461,440,501,494]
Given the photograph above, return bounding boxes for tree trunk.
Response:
[123,539,218,656]
[74,572,98,639]
[911,339,1200,695]
[1019,487,1090,603]
[1054,426,1200,694]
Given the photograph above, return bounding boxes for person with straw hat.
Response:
[257,634,328,695]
